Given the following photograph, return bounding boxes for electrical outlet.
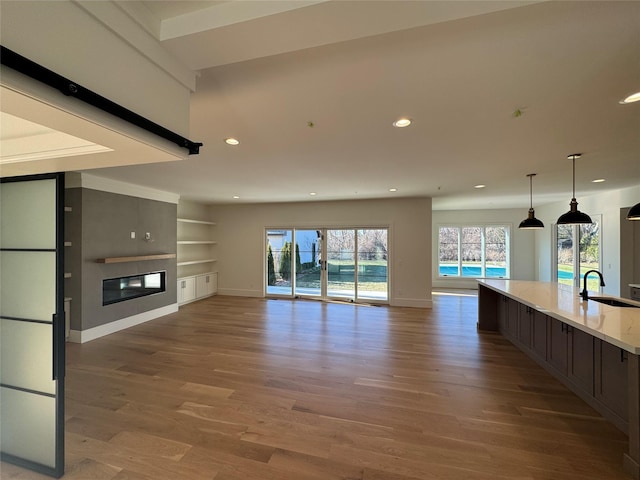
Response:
[145,232,151,240]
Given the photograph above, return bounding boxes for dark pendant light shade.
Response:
[519,173,544,229]
[557,153,592,225]
[627,202,640,220]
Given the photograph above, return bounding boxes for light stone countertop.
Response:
[478,279,640,354]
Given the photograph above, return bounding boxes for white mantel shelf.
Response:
[96,253,176,264]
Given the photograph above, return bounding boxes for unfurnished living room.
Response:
[1,1,639,479]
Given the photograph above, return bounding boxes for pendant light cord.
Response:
[572,155,576,198]
[529,174,534,208]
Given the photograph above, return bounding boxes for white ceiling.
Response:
[7,1,640,209]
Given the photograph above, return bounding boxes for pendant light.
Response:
[627,202,640,220]
[557,153,592,225]
[519,173,544,229]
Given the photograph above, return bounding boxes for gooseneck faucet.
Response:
[581,269,605,301]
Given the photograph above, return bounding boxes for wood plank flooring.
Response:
[1,292,631,479]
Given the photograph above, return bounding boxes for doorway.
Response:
[266,228,388,303]
[0,173,66,478]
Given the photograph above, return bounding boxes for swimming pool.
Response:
[439,265,575,280]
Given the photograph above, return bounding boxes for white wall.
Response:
[535,184,640,297]
[0,0,193,135]
[432,208,537,289]
[210,197,433,307]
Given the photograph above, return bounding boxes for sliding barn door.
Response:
[0,173,65,478]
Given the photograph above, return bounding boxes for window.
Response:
[438,225,510,278]
[555,216,601,291]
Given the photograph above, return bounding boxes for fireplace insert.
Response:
[103,271,166,306]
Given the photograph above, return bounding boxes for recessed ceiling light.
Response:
[592,178,606,183]
[474,184,486,189]
[224,138,239,145]
[389,188,398,192]
[620,92,640,104]
[392,118,412,128]
[232,195,240,199]
[309,192,317,196]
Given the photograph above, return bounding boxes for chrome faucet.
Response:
[581,269,605,301]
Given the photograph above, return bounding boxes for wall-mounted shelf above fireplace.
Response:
[96,253,176,264]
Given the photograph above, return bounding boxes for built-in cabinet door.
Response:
[517,304,532,348]
[506,298,519,340]
[595,340,629,422]
[196,273,215,298]
[548,318,569,375]
[178,277,196,304]
[498,295,509,334]
[568,326,594,395]
[531,311,548,361]
[0,174,65,478]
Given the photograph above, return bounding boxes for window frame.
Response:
[552,214,602,290]
[437,224,511,279]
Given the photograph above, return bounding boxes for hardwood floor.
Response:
[2,293,630,479]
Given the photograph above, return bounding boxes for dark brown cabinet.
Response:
[548,317,569,375]
[595,340,629,423]
[479,284,638,477]
[568,326,594,395]
[531,310,548,361]
[517,304,533,348]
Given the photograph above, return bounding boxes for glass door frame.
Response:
[553,215,603,291]
[265,226,389,305]
[0,172,66,478]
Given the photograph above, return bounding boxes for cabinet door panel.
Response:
[498,296,509,334]
[517,304,532,348]
[507,298,519,340]
[548,318,568,375]
[568,327,594,394]
[531,311,548,361]
[595,340,628,421]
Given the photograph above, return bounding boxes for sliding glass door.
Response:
[266,227,388,303]
[0,173,65,478]
[294,229,322,298]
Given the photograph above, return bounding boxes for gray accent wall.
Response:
[65,187,177,331]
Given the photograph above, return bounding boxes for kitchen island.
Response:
[478,279,640,479]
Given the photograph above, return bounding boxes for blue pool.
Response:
[439,265,506,277]
[439,265,575,280]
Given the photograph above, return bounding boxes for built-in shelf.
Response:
[177,259,217,266]
[96,253,177,264]
[177,218,216,225]
[177,240,217,245]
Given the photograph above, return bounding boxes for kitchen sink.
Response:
[588,297,640,308]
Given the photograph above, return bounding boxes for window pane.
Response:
[557,224,574,286]
[294,229,321,297]
[461,227,482,277]
[327,229,355,298]
[485,227,507,277]
[438,227,459,276]
[357,229,388,301]
[580,221,600,291]
[266,229,293,295]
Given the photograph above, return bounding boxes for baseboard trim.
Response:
[218,288,263,298]
[391,297,433,308]
[68,303,179,343]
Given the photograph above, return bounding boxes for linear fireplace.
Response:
[103,271,166,306]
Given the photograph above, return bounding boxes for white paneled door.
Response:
[0,173,65,478]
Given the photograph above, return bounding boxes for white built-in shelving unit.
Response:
[176,207,218,305]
